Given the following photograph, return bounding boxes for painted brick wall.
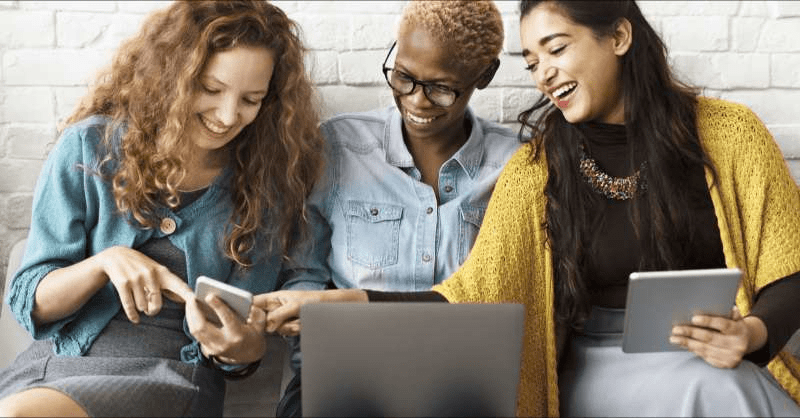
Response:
[1,0,799,279]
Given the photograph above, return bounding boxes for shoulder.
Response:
[476,117,522,149]
[696,97,768,143]
[497,143,548,190]
[55,116,117,155]
[465,114,523,170]
[320,107,392,148]
[47,116,116,166]
[695,97,777,161]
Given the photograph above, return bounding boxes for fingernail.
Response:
[669,336,679,344]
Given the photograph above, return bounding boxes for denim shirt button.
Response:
[444,185,453,193]
[160,217,177,235]
[426,207,433,214]
[370,208,379,216]
[422,254,431,262]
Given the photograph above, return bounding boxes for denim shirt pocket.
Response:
[458,202,486,265]
[345,200,403,269]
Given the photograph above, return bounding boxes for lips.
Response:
[549,81,578,108]
[198,114,232,136]
[405,110,439,125]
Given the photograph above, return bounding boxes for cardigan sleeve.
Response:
[701,99,800,297]
[433,144,546,305]
[433,144,559,417]
[6,123,100,339]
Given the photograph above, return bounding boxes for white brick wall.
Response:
[1,0,799,278]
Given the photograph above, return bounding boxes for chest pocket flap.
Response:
[346,201,403,223]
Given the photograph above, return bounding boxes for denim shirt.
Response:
[7,116,280,363]
[282,106,521,291]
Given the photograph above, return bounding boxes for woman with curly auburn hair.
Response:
[0,1,323,416]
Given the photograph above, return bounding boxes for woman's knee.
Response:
[0,387,88,417]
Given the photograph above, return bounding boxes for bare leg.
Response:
[0,387,88,417]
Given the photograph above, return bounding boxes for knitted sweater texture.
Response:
[433,97,800,416]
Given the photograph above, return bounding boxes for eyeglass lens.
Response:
[385,69,457,107]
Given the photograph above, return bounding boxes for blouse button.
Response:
[444,185,453,193]
[426,207,433,214]
[160,217,177,235]
[370,208,379,216]
[422,254,431,262]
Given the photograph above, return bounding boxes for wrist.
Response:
[326,289,368,303]
[743,315,768,354]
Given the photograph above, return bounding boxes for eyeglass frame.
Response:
[381,40,500,108]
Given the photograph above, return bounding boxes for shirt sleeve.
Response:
[745,271,800,365]
[278,135,335,292]
[6,124,97,338]
[365,290,448,302]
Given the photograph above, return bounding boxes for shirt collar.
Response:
[384,106,485,179]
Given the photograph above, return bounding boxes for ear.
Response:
[612,18,633,56]
[476,58,500,90]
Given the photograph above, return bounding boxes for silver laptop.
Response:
[301,302,524,417]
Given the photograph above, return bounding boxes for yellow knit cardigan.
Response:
[433,97,800,417]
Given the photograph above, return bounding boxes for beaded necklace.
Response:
[578,144,646,200]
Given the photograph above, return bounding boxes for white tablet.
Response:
[622,268,742,353]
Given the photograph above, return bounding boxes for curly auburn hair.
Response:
[65,0,324,267]
[398,0,504,73]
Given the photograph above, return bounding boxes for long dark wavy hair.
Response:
[517,0,718,329]
[66,1,324,266]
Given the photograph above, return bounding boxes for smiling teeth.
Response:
[406,112,436,124]
[200,115,230,135]
[553,82,577,99]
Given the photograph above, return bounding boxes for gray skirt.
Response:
[0,305,225,417]
[558,306,800,417]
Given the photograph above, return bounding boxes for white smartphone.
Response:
[194,275,253,322]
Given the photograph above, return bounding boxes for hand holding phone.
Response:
[194,276,253,324]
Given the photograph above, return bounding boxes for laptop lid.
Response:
[301,302,524,417]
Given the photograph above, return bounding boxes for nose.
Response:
[536,63,557,90]
[215,95,240,127]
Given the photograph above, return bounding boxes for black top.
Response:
[366,125,800,362]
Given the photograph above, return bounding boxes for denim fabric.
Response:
[281,106,521,292]
[7,116,281,363]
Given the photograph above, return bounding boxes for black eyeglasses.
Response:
[381,41,495,108]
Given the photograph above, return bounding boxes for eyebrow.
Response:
[522,33,570,57]
[203,75,269,95]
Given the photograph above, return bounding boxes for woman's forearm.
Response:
[324,288,369,302]
[32,254,108,325]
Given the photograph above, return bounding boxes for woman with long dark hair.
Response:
[262,1,800,416]
[0,1,322,416]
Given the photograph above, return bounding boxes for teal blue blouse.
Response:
[7,116,280,364]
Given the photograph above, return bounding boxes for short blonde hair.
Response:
[398,0,504,74]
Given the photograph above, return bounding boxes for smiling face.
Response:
[186,46,274,158]
[520,3,631,124]
[392,25,479,143]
